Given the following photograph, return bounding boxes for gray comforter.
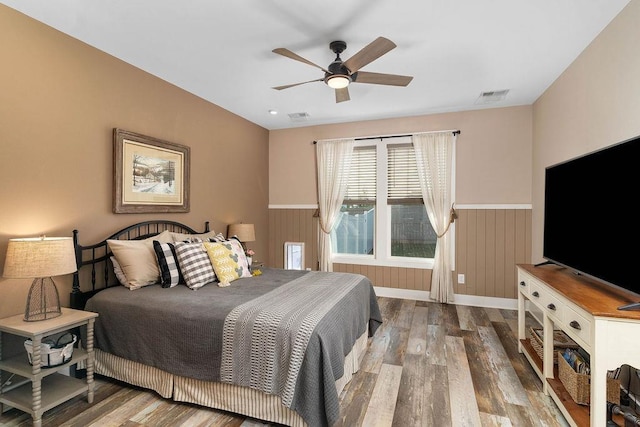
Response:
[85,268,382,427]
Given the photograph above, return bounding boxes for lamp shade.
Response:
[3,237,77,279]
[227,223,255,242]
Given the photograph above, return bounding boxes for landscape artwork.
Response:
[132,154,177,196]
[113,128,190,213]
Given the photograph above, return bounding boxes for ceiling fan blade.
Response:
[272,78,324,90]
[335,87,350,103]
[272,48,330,73]
[354,71,413,87]
[343,37,396,74]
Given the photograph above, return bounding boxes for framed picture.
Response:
[113,128,190,213]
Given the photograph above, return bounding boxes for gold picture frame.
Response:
[113,128,190,213]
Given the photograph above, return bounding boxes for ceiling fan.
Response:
[272,37,413,103]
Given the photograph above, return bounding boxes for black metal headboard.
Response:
[71,220,210,309]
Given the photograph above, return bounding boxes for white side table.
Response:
[0,308,98,427]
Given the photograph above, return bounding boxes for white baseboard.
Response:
[373,286,518,310]
[374,287,432,302]
[453,293,518,310]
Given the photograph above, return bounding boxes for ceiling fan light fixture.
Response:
[272,37,412,103]
[326,75,351,89]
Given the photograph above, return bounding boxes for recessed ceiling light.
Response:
[268,109,278,115]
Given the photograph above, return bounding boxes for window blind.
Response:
[344,146,376,203]
[387,143,423,204]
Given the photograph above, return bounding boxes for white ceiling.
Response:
[1,1,630,130]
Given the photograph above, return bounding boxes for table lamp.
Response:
[227,223,255,250]
[3,236,77,321]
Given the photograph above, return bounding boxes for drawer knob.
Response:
[547,303,556,311]
[532,291,540,298]
[519,281,526,287]
[569,320,581,330]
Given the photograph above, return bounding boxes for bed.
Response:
[71,220,382,427]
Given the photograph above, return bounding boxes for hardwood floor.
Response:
[0,297,568,427]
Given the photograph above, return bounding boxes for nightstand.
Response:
[0,308,98,427]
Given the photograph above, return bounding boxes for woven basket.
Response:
[527,327,579,364]
[557,351,620,405]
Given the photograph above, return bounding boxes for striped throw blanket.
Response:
[220,271,362,408]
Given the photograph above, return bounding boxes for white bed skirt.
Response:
[94,331,369,426]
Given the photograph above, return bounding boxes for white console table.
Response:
[517,264,640,426]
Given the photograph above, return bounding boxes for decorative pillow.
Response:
[153,241,184,288]
[204,238,251,286]
[174,242,216,289]
[169,230,220,243]
[208,232,227,242]
[110,256,128,286]
[182,237,204,243]
[107,230,173,290]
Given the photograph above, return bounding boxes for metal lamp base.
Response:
[24,277,62,322]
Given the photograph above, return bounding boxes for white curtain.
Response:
[413,132,456,303]
[316,138,355,272]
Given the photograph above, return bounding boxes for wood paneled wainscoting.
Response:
[268,206,531,303]
[268,207,319,270]
[454,207,531,300]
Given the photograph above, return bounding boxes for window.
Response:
[387,144,437,259]
[332,146,376,255]
[331,137,447,268]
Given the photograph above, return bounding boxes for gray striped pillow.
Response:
[174,242,216,289]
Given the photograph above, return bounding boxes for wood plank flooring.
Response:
[0,297,568,427]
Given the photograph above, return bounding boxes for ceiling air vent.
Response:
[288,112,311,122]
[475,89,510,104]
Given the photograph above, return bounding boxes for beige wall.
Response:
[532,1,640,263]
[6,0,636,313]
[0,6,269,318]
[269,105,533,206]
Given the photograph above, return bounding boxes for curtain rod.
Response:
[313,129,460,144]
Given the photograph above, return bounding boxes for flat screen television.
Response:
[543,134,640,310]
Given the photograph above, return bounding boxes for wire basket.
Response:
[24,332,77,368]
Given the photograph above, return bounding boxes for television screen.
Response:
[543,135,640,300]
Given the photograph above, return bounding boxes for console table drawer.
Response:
[528,281,547,309]
[518,273,531,296]
[564,305,592,349]
[528,280,542,302]
[542,292,564,321]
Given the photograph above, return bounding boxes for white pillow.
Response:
[110,256,128,285]
[107,230,173,290]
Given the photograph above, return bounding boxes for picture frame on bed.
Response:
[113,128,190,213]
